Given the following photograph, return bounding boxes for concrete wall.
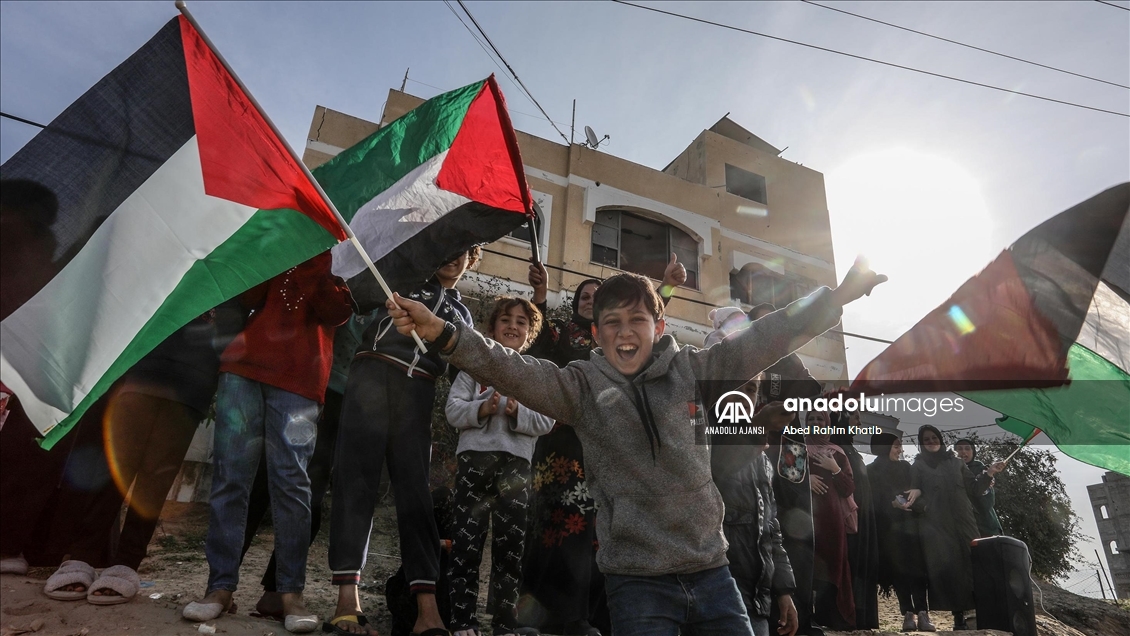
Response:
[1088,471,1130,598]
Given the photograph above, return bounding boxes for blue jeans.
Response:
[605,565,755,636]
[205,373,319,593]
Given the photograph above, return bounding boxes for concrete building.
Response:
[303,88,848,382]
[1088,471,1130,598]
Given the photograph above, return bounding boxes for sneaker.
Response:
[917,611,936,632]
[901,611,917,632]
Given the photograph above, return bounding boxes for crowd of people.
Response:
[2,177,1009,635]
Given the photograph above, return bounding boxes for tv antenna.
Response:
[583,125,609,150]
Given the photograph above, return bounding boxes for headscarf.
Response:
[570,278,601,330]
[870,432,900,459]
[916,424,954,469]
[704,306,749,347]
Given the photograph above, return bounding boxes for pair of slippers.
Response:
[43,561,139,605]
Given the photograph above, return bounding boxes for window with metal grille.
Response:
[591,209,699,289]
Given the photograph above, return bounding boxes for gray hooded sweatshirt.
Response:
[444,287,841,577]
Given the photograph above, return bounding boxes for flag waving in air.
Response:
[320,76,532,310]
[1,15,348,448]
[852,184,1130,475]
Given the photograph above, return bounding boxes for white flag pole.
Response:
[174,1,428,353]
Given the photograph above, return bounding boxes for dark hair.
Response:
[1,178,58,232]
[592,273,664,325]
[954,437,976,459]
[487,296,543,351]
[748,303,777,320]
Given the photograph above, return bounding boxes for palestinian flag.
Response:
[852,183,1129,474]
[0,16,346,449]
[319,77,532,310]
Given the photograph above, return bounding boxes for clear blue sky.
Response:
[2,1,1127,591]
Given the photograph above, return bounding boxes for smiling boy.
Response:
[388,261,884,635]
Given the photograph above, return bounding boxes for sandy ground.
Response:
[1,500,1123,636]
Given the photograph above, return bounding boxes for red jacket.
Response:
[220,252,353,403]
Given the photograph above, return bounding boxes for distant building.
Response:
[303,88,848,382]
[1088,471,1129,598]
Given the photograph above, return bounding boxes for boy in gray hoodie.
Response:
[388,260,884,636]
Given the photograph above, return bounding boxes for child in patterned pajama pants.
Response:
[445,298,554,636]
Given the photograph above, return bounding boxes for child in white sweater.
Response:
[445,297,555,636]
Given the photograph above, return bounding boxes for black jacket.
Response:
[356,279,472,381]
[712,450,796,618]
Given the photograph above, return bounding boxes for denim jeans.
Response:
[604,565,755,636]
[205,373,319,593]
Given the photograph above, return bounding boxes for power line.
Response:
[1,111,46,128]
[404,77,571,127]
[610,1,1129,118]
[1095,0,1130,11]
[801,0,1130,90]
[452,1,572,144]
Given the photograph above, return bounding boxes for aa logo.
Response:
[713,390,755,425]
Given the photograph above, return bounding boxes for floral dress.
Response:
[519,306,604,630]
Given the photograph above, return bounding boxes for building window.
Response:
[591,209,699,289]
[730,262,815,308]
[1101,505,1110,520]
[725,164,767,205]
[507,204,542,243]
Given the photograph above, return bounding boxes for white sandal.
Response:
[87,565,139,605]
[44,560,96,601]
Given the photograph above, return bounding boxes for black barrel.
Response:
[970,535,1037,636]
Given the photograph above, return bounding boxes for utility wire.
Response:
[1095,0,1130,11]
[1,111,46,128]
[441,2,527,101]
[610,1,1129,118]
[453,1,572,144]
[801,0,1129,90]
[405,77,572,126]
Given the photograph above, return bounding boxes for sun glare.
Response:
[827,149,995,341]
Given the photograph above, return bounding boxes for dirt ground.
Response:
[2,500,1124,636]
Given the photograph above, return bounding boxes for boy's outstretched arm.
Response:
[691,257,885,391]
[388,293,583,424]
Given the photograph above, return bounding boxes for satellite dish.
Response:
[585,126,600,148]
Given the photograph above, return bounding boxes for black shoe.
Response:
[953,612,970,631]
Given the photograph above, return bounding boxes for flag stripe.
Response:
[342,200,530,312]
[314,81,485,223]
[1,137,257,439]
[178,16,344,240]
[963,343,1130,475]
[1078,281,1130,374]
[435,77,530,214]
[38,204,335,449]
[331,150,469,280]
[0,18,193,273]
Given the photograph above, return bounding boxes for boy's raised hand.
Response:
[830,256,887,306]
[662,252,687,289]
[387,293,446,342]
